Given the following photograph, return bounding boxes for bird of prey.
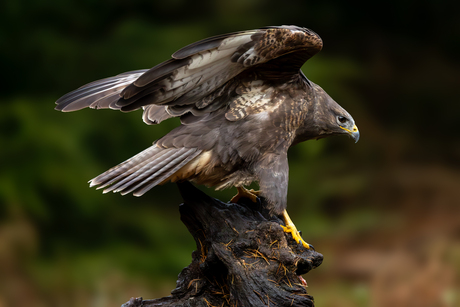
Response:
[55,25,359,249]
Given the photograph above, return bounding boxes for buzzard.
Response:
[56,25,359,248]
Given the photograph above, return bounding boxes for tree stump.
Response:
[122,181,323,307]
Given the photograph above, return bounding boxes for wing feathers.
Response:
[55,70,147,112]
[89,145,202,196]
[131,58,192,89]
[130,149,201,196]
[172,31,247,59]
[142,105,172,125]
[113,26,321,115]
[187,48,236,70]
[56,26,322,124]
[89,145,166,187]
[108,147,186,194]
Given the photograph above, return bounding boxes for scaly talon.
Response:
[247,189,261,196]
[281,209,310,249]
[230,187,259,203]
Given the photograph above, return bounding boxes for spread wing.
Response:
[55,25,323,125]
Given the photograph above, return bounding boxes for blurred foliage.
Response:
[1,0,460,306]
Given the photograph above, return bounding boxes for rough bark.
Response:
[122,181,323,307]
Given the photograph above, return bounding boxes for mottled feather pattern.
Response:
[195,83,229,109]
[226,82,279,121]
[254,27,323,61]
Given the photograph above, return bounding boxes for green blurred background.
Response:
[1,0,460,306]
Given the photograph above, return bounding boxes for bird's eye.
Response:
[337,116,348,124]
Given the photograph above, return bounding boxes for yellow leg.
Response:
[280,209,310,249]
[230,187,259,203]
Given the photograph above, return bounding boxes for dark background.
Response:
[1,1,459,306]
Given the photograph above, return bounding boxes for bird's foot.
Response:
[230,187,260,203]
[281,209,310,249]
[281,225,310,249]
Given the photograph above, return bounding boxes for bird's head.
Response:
[326,108,360,143]
[294,82,359,144]
[317,85,359,143]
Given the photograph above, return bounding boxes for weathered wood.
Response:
[122,181,323,307]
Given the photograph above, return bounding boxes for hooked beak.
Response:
[340,124,360,143]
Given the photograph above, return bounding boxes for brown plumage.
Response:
[55,25,359,215]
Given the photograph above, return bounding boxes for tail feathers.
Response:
[89,145,201,196]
